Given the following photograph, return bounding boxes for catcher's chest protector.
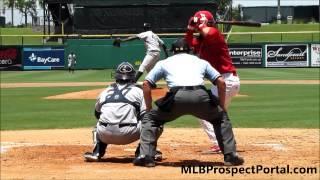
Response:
[101,83,140,113]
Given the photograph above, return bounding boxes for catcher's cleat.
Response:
[224,153,244,166]
[83,152,101,162]
[133,155,155,167]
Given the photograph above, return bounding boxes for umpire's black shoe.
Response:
[133,155,155,167]
[83,152,101,162]
[154,150,163,161]
[224,153,244,166]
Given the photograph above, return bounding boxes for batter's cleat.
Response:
[133,155,155,167]
[83,152,101,162]
[210,145,221,153]
[154,150,163,161]
[224,153,244,166]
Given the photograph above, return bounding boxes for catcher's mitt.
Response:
[113,38,121,47]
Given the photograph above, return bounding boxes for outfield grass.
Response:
[228,23,320,43]
[0,28,44,45]
[1,84,319,130]
[1,23,320,45]
[1,68,319,83]
[1,68,319,130]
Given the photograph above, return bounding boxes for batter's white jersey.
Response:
[136,31,164,54]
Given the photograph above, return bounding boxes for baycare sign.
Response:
[0,47,22,70]
[266,44,309,67]
[23,47,65,70]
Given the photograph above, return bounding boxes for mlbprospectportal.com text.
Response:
[181,165,318,176]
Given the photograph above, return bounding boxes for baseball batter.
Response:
[133,38,243,167]
[185,10,240,153]
[113,23,169,82]
[84,62,162,162]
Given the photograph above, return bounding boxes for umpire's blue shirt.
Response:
[145,53,221,88]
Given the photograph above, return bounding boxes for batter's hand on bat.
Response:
[113,38,121,47]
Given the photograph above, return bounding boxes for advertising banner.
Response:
[0,46,22,70]
[23,48,65,70]
[265,44,309,67]
[229,45,263,67]
[310,44,320,67]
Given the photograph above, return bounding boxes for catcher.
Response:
[84,62,162,162]
[112,23,169,82]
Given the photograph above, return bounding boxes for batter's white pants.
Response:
[138,51,161,73]
[198,73,240,145]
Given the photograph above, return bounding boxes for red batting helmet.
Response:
[191,10,215,29]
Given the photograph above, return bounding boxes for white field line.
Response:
[226,27,233,42]
[252,143,287,151]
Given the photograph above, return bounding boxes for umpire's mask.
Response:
[115,62,136,83]
[170,38,191,54]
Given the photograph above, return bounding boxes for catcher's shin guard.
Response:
[84,128,107,162]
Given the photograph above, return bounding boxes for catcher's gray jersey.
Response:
[95,83,146,124]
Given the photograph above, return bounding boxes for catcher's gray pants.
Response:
[139,88,237,157]
[97,122,141,145]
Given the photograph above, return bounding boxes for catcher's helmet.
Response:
[143,23,151,30]
[115,62,136,82]
[170,38,190,53]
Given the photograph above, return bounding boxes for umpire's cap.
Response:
[115,62,136,82]
[170,38,190,53]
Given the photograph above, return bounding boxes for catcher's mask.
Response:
[143,23,151,31]
[170,38,190,54]
[115,62,136,82]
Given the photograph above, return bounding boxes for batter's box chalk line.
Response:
[251,143,287,151]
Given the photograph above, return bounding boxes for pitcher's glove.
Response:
[113,38,121,47]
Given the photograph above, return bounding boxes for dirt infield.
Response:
[1,128,319,180]
[1,80,319,179]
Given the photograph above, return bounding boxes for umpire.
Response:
[133,38,244,167]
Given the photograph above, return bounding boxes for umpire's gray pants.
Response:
[139,88,237,157]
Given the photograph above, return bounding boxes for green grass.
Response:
[1,68,319,130]
[0,28,44,45]
[1,84,319,130]
[228,23,320,43]
[1,68,319,83]
[0,86,99,130]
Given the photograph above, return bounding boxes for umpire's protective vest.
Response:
[101,83,141,115]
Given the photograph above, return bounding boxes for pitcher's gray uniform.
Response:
[84,62,164,162]
[116,23,168,82]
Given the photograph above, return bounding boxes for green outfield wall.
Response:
[65,38,176,69]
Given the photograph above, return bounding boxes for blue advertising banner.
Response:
[23,48,65,70]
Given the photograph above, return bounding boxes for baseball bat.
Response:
[216,20,261,27]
